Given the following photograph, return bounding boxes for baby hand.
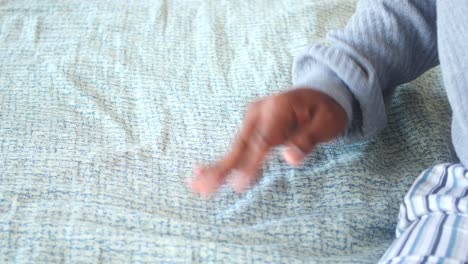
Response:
[189,88,347,197]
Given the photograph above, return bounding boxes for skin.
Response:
[189,88,348,197]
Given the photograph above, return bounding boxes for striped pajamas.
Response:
[379,164,468,263]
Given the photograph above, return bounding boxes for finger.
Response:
[282,112,323,166]
[228,135,270,193]
[208,101,261,176]
[190,102,261,196]
[283,144,307,167]
[226,97,294,193]
[187,166,223,198]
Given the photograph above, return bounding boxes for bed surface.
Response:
[0,0,455,262]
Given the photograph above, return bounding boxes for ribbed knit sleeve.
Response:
[293,0,438,141]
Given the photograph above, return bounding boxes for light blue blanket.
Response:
[0,0,455,262]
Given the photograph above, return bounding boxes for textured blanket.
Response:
[0,0,455,263]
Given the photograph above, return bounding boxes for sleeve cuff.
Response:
[292,63,354,128]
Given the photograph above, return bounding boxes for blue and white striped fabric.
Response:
[380,164,468,263]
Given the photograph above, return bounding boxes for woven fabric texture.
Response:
[0,0,455,263]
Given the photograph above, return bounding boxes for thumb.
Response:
[282,106,345,166]
[282,123,318,166]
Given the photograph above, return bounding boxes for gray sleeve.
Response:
[293,0,438,141]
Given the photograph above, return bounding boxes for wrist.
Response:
[293,62,353,128]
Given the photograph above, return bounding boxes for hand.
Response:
[189,88,348,197]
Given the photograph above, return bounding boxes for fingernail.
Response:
[283,145,304,166]
[187,173,218,199]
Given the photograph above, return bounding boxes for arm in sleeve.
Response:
[293,0,438,141]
